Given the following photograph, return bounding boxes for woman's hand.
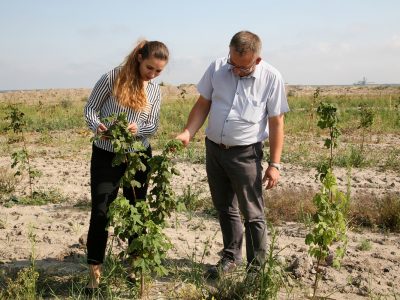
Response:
[96,123,109,139]
[128,123,138,135]
[97,123,108,134]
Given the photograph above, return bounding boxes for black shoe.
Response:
[205,256,237,280]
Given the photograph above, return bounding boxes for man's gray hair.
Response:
[229,31,262,55]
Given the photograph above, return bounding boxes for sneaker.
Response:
[205,256,237,279]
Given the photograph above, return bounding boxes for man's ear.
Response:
[255,57,262,65]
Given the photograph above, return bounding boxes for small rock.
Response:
[287,254,313,278]
[78,233,87,246]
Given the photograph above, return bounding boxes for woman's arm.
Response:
[84,73,110,133]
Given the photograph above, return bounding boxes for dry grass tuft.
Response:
[264,187,316,225]
[0,166,16,195]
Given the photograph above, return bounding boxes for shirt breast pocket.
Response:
[241,99,266,123]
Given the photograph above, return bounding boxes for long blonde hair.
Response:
[113,40,169,111]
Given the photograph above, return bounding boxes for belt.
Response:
[207,137,259,150]
[218,143,232,150]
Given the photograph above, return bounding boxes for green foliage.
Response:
[207,225,288,300]
[1,188,66,207]
[109,198,172,277]
[315,161,330,183]
[393,97,400,127]
[334,146,369,168]
[382,147,400,172]
[4,106,41,201]
[308,87,321,131]
[306,101,349,297]
[98,113,184,295]
[358,105,374,152]
[178,185,209,213]
[147,139,185,224]
[0,226,39,300]
[5,105,26,133]
[356,238,372,251]
[254,226,288,299]
[305,170,348,266]
[358,105,374,130]
[316,102,341,154]
[0,266,39,300]
[95,112,147,188]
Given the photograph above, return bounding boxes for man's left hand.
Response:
[262,167,280,189]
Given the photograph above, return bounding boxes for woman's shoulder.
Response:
[148,80,161,92]
[97,67,120,89]
[108,67,121,81]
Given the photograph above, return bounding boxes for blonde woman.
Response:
[84,40,169,292]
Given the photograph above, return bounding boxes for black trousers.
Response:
[86,144,152,265]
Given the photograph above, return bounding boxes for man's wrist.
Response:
[268,162,281,171]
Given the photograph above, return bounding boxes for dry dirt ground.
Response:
[0,86,400,299]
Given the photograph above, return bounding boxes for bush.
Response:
[377,195,400,231]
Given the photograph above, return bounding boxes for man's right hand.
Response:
[175,129,191,146]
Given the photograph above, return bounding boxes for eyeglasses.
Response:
[227,54,257,73]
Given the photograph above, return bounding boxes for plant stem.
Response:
[22,132,34,200]
[140,269,144,298]
[312,256,322,299]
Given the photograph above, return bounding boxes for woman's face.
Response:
[138,55,167,82]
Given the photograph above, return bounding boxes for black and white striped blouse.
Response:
[84,67,161,152]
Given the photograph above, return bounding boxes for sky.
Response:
[1,0,400,90]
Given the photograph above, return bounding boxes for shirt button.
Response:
[236,92,239,95]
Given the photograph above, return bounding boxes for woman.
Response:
[84,40,169,291]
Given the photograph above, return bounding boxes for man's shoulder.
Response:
[210,57,228,71]
[258,61,284,81]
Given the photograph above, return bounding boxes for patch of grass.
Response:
[182,142,206,164]
[0,266,40,300]
[0,102,85,133]
[349,192,400,232]
[178,184,212,213]
[73,198,91,210]
[167,232,217,299]
[356,238,372,251]
[334,145,370,168]
[2,188,67,207]
[0,167,16,195]
[381,147,400,172]
[207,226,290,300]
[377,194,400,232]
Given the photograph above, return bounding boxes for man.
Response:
[176,31,289,278]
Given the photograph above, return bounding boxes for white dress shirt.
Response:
[198,58,289,146]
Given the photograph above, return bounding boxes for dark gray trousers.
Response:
[205,138,267,267]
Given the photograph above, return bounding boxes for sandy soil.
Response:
[1,87,400,299]
[0,151,399,298]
